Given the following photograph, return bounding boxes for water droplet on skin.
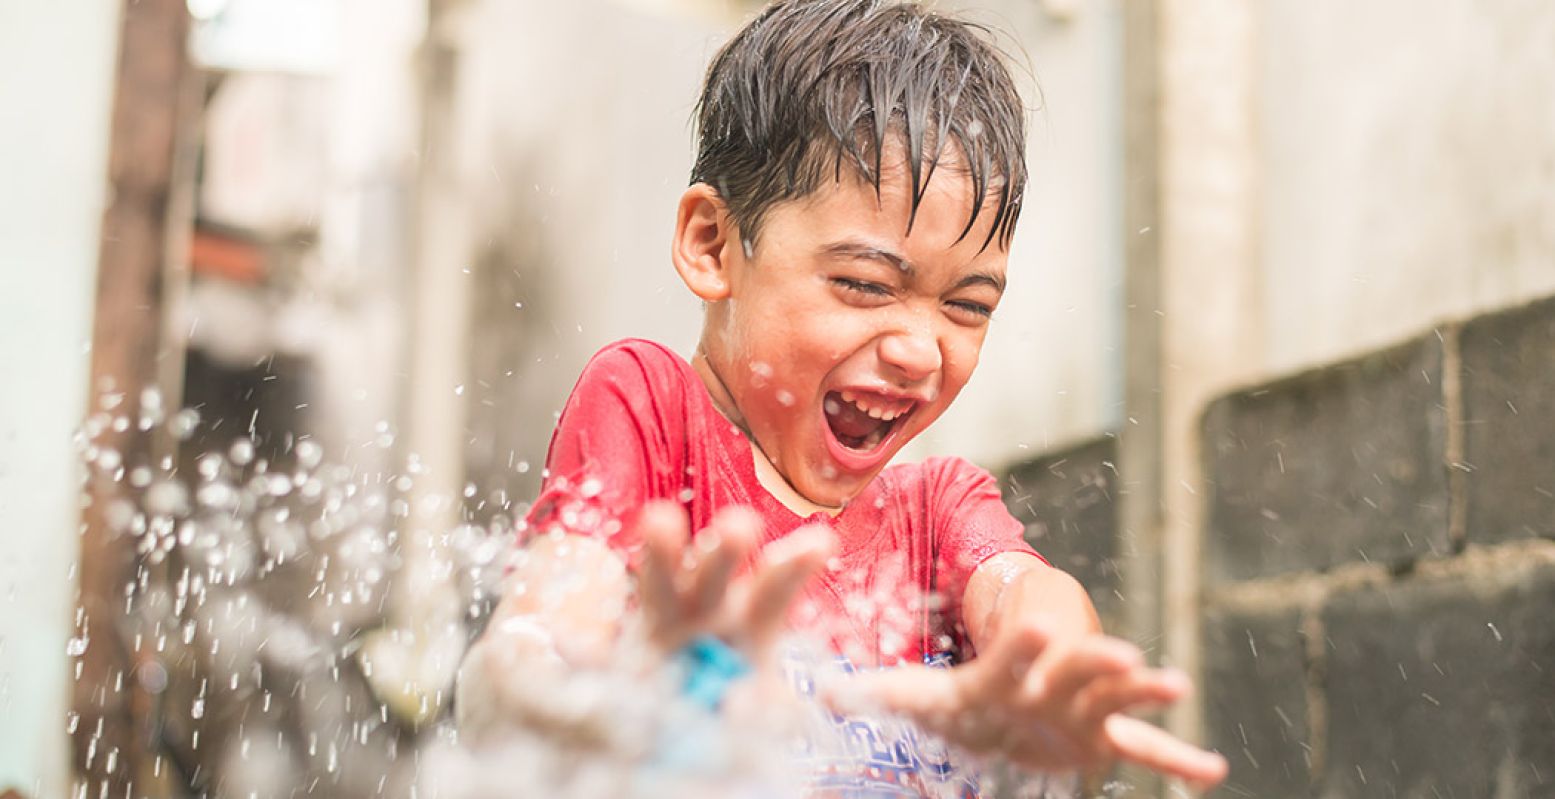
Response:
[776,390,796,407]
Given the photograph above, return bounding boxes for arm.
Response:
[456,533,630,745]
[845,553,1228,787]
[962,551,1099,649]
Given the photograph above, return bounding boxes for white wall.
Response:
[0,1,122,794]
[1259,0,1555,376]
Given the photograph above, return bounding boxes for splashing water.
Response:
[67,394,1077,798]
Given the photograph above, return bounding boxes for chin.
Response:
[800,458,887,509]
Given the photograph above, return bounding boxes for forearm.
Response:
[457,534,632,742]
[493,533,631,663]
[963,552,1100,653]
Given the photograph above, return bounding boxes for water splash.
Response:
[67,395,1071,798]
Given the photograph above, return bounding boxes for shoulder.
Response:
[582,338,694,379]
[572,339,696,395]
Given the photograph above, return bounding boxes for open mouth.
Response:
[822,390,916,453]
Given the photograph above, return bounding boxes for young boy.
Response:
[459,0,1228,794]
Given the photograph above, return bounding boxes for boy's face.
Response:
[698,152,1010,508]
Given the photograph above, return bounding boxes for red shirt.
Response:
[523,339,1041,667]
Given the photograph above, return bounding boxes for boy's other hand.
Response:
[838,623,1229,790]
[459,501,833,746]
[636,500,835,661]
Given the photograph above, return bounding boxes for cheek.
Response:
[942,333,985,388]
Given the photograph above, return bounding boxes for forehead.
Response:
[782,152,1014,258]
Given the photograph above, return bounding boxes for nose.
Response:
[878,327,941,385]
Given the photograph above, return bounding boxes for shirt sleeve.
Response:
[925,456,1046,640]
[520,340,689,566]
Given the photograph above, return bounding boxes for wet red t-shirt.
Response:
[522,338,1041,667]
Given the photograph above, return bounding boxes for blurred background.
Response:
[2,0,1553,796]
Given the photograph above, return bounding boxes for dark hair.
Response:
[691,0,1028,251]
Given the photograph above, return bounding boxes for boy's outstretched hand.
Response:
[636,500,835,661]
[839,620,1229,790]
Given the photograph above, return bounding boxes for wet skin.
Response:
[672,152,1007,512]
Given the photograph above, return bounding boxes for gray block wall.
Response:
[1004,436,1124,631]
[1001,294,1555,797]
[1201,294,1555,798]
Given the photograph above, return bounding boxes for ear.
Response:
[671,183,736,301]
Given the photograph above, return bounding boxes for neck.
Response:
[691,346,843,518]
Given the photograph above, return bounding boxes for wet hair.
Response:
[691,0,1028,251]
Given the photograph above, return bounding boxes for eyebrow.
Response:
[820,241,1006,294]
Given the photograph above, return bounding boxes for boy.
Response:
[459,0,1228,794]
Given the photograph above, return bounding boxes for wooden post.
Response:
[73,0,192,795]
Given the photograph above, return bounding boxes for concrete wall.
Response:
[0,1,122,795]
[1002,294,1555,796]
[1258,0,1555,378]
[1200,295,1555,797]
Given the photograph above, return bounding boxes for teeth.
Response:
[833,390,911,423]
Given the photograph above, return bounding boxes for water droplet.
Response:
[295,439,323,469]
[229,438,255,466]
[170,408,201,439]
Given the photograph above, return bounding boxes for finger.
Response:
[1103,714,1229,788]
[837,663,957,719]
[1075,667,1191,731]
[686,506,759,618]
[740,523,835,651]
[637,501,691,644]
[1032,636,1142,702]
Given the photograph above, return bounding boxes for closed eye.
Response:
[948,300,994,319]
[831,277,892,297]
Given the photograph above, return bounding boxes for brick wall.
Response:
[1005,294,1555,797]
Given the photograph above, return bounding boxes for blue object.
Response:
[674,634,753,711]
